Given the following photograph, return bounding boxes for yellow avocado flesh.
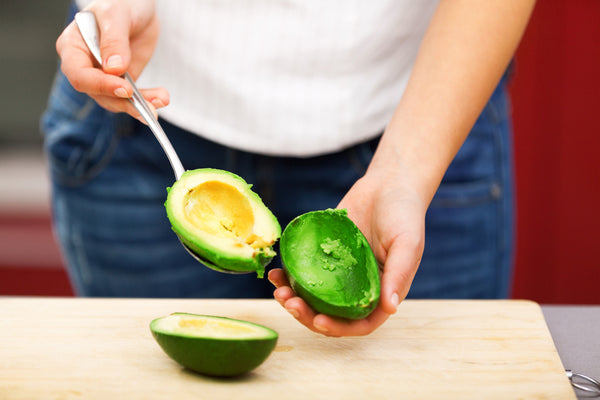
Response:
[183,181,271,250]
[155,314,267,339]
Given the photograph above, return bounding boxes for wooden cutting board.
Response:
[0,298,575,399]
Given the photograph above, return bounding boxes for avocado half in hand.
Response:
[280,209,381,320]
[165,169,281,278]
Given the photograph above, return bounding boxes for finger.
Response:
[269,267,388,336]
[94,90,163,125]
[379,237,422,315]
[89,94,153,122]
[267,268,308,322]
[62,61,132,98]
[93,4,132,76]
[89,94,139,117]
[57,23,133,98]
[269,268,301,310]
[140,87,170,109]
[267,268,288,288]
[283,296,325,335]
[272,286,294,306]
[268,269,319,331]
[312,307,390,337]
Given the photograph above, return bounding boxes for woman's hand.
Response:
[270,0,535,336]
[269,166,427,337]
[56,0,169,120]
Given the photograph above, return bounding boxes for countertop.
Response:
[0,298,582,399]
[542,305,600,398]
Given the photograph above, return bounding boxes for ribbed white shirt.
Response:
[78,1,439,156]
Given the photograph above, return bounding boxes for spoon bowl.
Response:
[179,239,248,275]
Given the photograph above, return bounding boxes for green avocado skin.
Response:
[151,332,278,377]
[280,209,381,320]
[180,235,274,278]
[290,276,377,320]
[150,314,278,377]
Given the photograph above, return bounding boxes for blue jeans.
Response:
[41,64,513,299]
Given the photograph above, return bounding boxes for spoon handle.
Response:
[74,11,185,180]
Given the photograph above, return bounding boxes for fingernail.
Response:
[391,292,400,312]
[114,87,129,98]
[151,98,165,108]
[314,324,328,333]
[135,115,147,125]
[286,308,299,319]
[105,55,123,70]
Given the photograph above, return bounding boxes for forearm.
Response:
[370,0,535,205]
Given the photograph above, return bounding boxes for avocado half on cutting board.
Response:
[164,169,381,319]
[150,313,278,377]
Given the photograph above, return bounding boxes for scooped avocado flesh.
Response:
[183,181,269,249]
[280,209,380,320]
[165,169,280,277]
[150,313,278,377]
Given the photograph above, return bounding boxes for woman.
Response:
[43,0,535,336]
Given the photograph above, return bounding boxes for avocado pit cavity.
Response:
[183,181,272,250]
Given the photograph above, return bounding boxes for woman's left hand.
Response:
[269,168,427,337]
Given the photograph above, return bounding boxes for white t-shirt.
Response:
[80,1,439,156]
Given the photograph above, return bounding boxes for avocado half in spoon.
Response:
[165,169,281,278]
[280,209,381,319]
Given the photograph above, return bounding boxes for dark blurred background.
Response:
[0,1,598,303]
[1,1,70,148]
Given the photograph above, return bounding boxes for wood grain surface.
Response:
[0,298,575,399]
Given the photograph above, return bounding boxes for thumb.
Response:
[94,7,132,76]
[379,236,423,315]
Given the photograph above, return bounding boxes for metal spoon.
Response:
[74,11,249,274]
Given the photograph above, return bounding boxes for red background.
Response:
[509,0,600,304]
[1,1,599,303]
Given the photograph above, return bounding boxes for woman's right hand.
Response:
[56,0,169,120]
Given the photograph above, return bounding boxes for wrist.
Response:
[367,117,451,207]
